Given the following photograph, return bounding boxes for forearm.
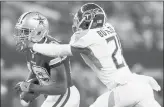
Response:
[26,71,36,81]
[29,83,66,95]
[32,44,72,57]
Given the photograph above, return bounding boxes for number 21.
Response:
[97,30,125,69]
[106,35,125,69]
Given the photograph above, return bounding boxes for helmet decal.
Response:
[72,3,106,33]
[33,14,46,26]
[17,12,32,25]
[82,8,103,22]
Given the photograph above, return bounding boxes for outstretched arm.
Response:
[32,43,72,57]
[18,39,86,57]
[26,71,36,81]
[31,43,89,57]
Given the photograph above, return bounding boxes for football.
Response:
[20,78,40,103]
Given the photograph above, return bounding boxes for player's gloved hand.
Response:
[19,81,32,92]
[14,81,23,93]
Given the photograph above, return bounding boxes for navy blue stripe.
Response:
[20,12,32,24]
[52,94,64,107]
[108,91,115,107]
[60,87,70,107]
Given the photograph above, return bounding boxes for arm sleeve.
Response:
[70,46,91,55]
[32,43,72,57]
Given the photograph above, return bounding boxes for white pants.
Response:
[41,86,80,107]
[90,75,161,107]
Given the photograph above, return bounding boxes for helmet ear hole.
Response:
[79,21,90,30]
[37,31,41,35]
[85,23,89,28]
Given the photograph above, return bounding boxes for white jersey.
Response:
[70,23,132,89]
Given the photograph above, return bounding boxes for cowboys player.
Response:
[18,3,161,107]
[14,11,80,107]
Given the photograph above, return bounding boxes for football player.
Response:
[18,3,161,107]
[14,11,80,107]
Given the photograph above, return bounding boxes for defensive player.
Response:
[14,11,80,107]
[18,3,161,107]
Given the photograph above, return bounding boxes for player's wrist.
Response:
[28,83,35,92]
[28,83,41,93]
[28,83,33,92]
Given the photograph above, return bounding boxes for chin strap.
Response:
[88,19,93,30]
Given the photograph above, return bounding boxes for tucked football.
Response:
[20,78,40,103]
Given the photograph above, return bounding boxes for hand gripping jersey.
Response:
[26,36,72,86]
[70,23,132,89]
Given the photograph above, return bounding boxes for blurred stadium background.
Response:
[1,1,163,107]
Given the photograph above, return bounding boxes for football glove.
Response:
[14,81,23,93]
[14,78,39,92]
[14,81,31,92]
[20,91,40,103]
[19,78,40,103]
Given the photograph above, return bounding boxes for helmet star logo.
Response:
[33,15,45,25]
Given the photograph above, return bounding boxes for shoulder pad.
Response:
[104,23,116,32]
[70,30,89,44]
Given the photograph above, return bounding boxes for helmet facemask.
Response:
[72,13,84,33]
[14,26,48,44]
[14,26,32,44]
[72,12,93,33]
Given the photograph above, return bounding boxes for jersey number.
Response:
[97,30,125,69]
[32,65,50,82]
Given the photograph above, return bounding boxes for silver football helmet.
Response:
[14,11,49,43]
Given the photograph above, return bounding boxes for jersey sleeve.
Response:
[70,30,93,48]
